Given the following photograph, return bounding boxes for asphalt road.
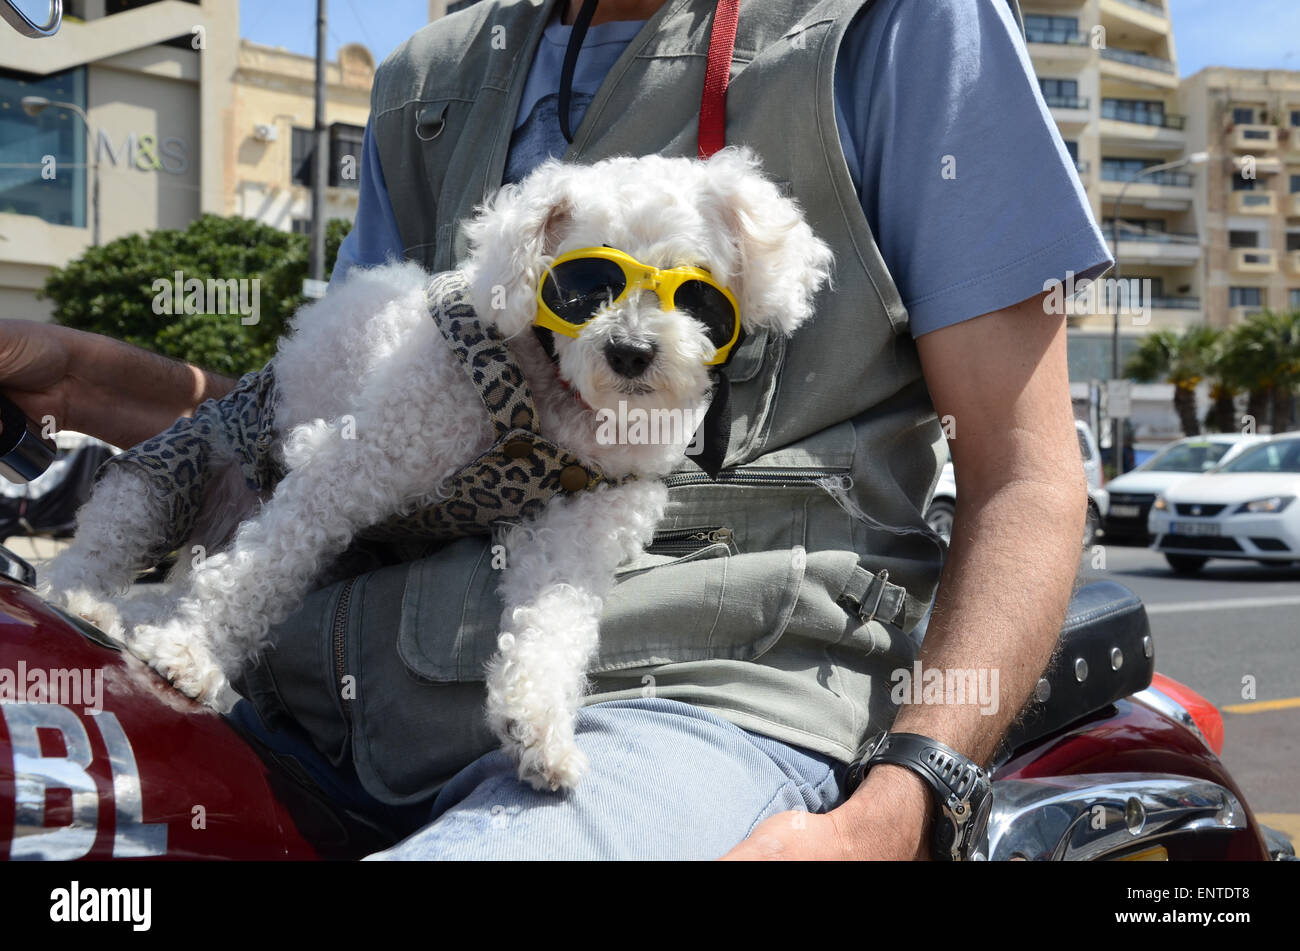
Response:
[1079,540,1300,845]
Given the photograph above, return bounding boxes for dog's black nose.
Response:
[604,340,657,379]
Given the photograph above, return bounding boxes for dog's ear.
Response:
[702,147,834,336]
[459,160,574,337]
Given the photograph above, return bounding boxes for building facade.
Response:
[1180,67,1300,329]
[227,40,375,235]
[0,0,238,322]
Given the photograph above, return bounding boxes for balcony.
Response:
[1102,0,1169,41]
[1026,28,1088,46]
[1111,0,1166,16]
[1046,94,1091,127]
[1100,47,1178,89]
[1231,191,1277,215]
[1149,296,1201,310]
[1232,248,1277,273]
[1230,306,1266,324]
[1291,193,1300,217]
[1027,29,1092,67]
[1229,124,1278,151]
[1100,177,1193,209]
[1111,230,1202,265]
[1100,109,1187,150]
[1289,250,1300,274]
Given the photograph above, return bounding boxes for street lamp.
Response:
[1108,150,1211,474]
[21,94,100,247]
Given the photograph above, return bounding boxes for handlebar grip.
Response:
[0,394,56,483]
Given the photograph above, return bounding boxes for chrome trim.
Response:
[983,773,1245,861]
[0,0,61,37]
[1132,685,1214,753]
[0,543,36,587]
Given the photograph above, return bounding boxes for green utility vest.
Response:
[253,0,1023,804]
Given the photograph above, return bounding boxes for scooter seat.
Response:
[996,581,1154,762]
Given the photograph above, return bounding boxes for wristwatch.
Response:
[846,730,994,861]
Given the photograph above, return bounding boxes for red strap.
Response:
[698,0,740,159]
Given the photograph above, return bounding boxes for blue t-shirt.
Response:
[332,0,1112,337]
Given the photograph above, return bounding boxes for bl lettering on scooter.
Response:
[1,702,167,859]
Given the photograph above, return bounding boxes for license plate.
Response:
[1173,521,1220,536]
[1111,504,1141,518]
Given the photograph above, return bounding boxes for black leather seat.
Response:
[995,581,1154,763]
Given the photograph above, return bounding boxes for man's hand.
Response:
[0,320,237,448]
[720,764,932,860]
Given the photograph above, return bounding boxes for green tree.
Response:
[39,215,352,379]
[1218,309,1300,434]
[1125,326,1219,437]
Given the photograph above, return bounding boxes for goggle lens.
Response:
[540,258,627,324]
[673,279,737,350]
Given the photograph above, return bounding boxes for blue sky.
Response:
[240,1,1300,78]
[1169,0,1300,76]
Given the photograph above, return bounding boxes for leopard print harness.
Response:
[102,269,631,562]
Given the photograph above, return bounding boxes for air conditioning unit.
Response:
[253,123,279,143]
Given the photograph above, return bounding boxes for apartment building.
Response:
[1024,0,1200,382]
[1180,67,1300,329]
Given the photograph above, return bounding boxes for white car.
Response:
[1148,432,1300,574]
[1103,433,1266,544]
[925,420,1108,546]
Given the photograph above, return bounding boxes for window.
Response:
[1291,110,1300,128]
[1232,172,1256,191]
[328,123,365,189]
[1102,98,1172,127]
[1229,231,1260,249]
[1232,107,1258,124]
[1040,79,1081,107]
[1229,287,1262,308]
[1063,140,1079,162]
[1291,289,1300,309]
[0,66,88,228]
[1291,175,1300,194]
[291,127,315,186]
[1024,15,1079,43]
[1288,233,1300,252]
[291,217,311,235]
[291,123,364,188]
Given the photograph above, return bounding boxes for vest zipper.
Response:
[662,467,849,489]
[646,527,735,556]
[332,577,358,725]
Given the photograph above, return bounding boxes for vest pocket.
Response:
[395,494,808,684]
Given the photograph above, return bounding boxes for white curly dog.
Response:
[40,148,832,791]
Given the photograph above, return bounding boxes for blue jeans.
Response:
[227,697,846,860]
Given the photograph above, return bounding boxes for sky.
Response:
[239,1,1300,78]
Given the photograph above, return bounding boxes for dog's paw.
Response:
[502,722,590,793]
[128,619,228,707]
[50,588,127,642]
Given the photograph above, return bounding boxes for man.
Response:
[0,0,1109,860]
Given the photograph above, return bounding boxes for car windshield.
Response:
[1141,440,1234,473]
[1216,439,1300,474]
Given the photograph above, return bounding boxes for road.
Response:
[1079,541,1300,847]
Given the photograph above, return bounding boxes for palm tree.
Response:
[1126,326,1219,437]
[1217,310,1300,434]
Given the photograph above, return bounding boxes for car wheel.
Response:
[1165,554,1208,575]
[925,499,955,543]
[1083,502,1100,548]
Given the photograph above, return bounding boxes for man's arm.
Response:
[724,290,1084,860]
[0,320,236,449]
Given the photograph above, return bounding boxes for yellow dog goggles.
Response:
[535,247,742,366]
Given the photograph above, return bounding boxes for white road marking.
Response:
[1145,595,1300,615]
